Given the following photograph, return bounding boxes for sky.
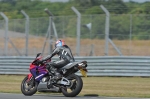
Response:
[49,0,150,3]
[123,0,150,3]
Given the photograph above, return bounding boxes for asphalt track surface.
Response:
[0,93,150,99]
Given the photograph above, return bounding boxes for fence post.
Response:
[129,14,132,55]
[44,8,58,54]
[100,5,110,56]
[71,6,81,56]
[0,12,8,56]
[44,8,53,54]
[44,9,58,41]
[44,9,58,40]
[21,10,29,56]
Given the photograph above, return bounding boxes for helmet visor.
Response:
[56,41,62,47]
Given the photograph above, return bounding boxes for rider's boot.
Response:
[46,64,62,80]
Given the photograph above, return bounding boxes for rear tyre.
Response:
[61,74,83,97]
[21,76,38,96]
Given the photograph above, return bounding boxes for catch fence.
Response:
[0,14,150,56]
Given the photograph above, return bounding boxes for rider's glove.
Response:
[36,59,45,65]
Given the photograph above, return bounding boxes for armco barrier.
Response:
[0,56,150,76]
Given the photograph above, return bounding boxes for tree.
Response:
[0,0,16,5]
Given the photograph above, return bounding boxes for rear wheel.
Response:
[61,74,83,97]
[21,76,38,96]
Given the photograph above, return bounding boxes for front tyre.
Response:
[21,76,38,96]
[61,74,83,97]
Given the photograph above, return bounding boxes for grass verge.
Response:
[0,75,150,98]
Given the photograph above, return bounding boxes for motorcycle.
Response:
[21,53,87,97]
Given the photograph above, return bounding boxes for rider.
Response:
[40,40,75,80]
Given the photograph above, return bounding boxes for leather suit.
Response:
[43,45,75,68]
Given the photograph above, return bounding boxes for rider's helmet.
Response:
[55,40,65,47]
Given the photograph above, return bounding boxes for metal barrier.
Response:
[0,56,150,77]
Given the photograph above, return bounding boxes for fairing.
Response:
[29,64,48,81]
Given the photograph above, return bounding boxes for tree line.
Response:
[0,0,150,40]
[0,0,150,18]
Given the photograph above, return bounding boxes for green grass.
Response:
[81,76,150,98]
[0,75,150,98]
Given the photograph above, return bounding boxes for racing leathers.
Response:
[43,45,75,68]
[41,45,75,81]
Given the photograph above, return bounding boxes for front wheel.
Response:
[61,74,83,97]
[21,76,38,96]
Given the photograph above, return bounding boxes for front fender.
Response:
[27,73,33,81]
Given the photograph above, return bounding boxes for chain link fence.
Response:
[0,14,150,56]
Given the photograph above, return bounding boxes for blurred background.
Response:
[0,0,150,56]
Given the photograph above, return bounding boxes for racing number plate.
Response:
[80,69,87,77]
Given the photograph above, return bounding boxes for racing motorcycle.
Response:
[21,53,87,97]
